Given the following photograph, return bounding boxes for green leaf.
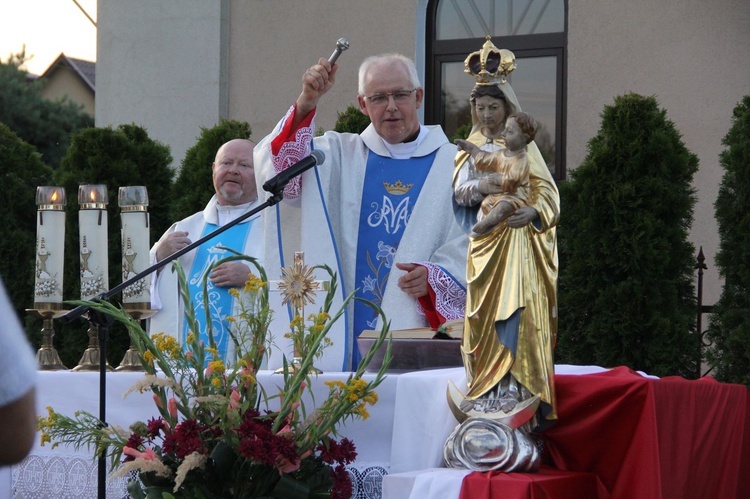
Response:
[208,440,238,483]
[272,474,313,499]
[127,479,147,499]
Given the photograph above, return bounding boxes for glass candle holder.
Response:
[119,186,150,305]
[78,184,109,300]
[34,186,66,308]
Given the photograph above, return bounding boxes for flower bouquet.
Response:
[38,254,392,498]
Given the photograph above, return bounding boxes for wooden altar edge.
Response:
[358,319,463,372]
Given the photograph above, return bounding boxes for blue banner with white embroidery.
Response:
[184,221,252,361]
[352,151,436,368]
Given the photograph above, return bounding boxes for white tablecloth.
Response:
[6,367,472,499]
[5,365,611,498]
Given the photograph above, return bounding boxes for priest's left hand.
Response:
[209,262,252,288]
[395,263,428,298]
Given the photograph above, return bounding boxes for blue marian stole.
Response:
[183,221,252,361]
[352,151,436,368]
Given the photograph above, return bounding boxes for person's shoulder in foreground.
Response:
[0,280,38,465]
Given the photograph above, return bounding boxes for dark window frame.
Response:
[424,2,568,180]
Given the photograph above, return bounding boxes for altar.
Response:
[7,370,401,498]
[5,366,750,498]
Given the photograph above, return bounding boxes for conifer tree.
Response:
[706,96,750,386]
[0,51,93,169]
[556,93,699,377]
[0,123,54,320]
[333,104,370,134]
[170,120,252,222]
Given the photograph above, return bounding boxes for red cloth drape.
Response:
[460,367,750,499]
[460,466,607,499]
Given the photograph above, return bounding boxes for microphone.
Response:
[328,38,350,65]
[262,149,325,194]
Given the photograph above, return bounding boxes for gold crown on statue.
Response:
[383,180,413,195]
[464,36,516,85]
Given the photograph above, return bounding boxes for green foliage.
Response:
[0,123,55,323]
[333,104,370,134]
[170,120,252,222]
[451,122,472,142]
[556,93,699,378]
[706,96,750,386]
[53,124,174,367]
[0,51,93,169]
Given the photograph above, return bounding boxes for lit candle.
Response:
[119,186,150,305]
[34,186,66,307]
[78,184,109,301]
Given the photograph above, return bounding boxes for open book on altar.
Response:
[357,319,464,372]
[359,318,464,340]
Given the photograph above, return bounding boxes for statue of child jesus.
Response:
[455,111,538,235]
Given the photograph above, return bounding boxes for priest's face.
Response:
[358,60,423,145]
[212,139,257,206]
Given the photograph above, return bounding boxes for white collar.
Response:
[382,126,429,159]
[216,199,256,226]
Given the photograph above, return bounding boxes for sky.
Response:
[0,0,97,75]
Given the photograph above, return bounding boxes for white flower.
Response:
[109,456,172,481]
[174,452,207,492]
[123,374,181,398]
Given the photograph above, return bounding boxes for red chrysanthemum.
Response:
[236,413,300,468]
[146,417,165,439]
[330,464,353,499]
[317,437,357,466]
[162,419,210,459]
[274,434,299,462]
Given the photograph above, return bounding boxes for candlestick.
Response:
[34,186,66,307]
[73,185,110,372]
[27,308,68,370]
[117,186,153,372]
[119,186,151,306]
[78,184,109,301]
[31,186,68,369]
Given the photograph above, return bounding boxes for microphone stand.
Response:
[62,189,285,499]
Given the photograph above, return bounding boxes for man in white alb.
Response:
[150,139,285,364]
[255,54,467,371]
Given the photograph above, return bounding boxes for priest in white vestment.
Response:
[149,139,290,367]
[255,54,468,371]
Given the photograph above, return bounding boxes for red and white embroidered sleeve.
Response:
[416,261,466,327]
[269,105,316,200]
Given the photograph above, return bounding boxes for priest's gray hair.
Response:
[358,54,421,96]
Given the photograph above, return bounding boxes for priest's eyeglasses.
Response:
[365,88,418,107]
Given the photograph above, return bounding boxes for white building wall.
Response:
[96,0,229,166]
[567,0,750,305]
[226,0,418,139]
